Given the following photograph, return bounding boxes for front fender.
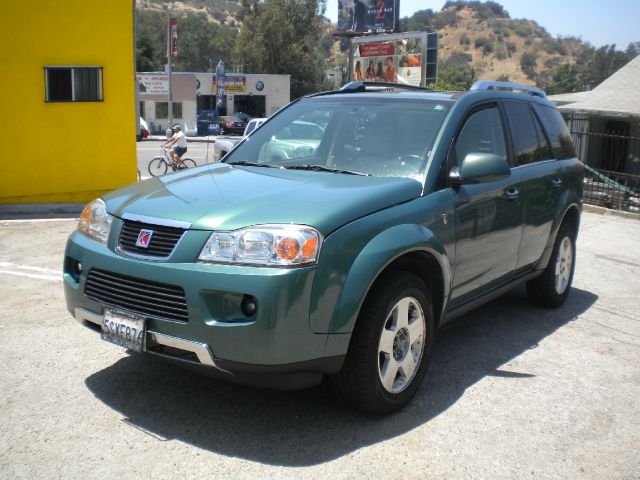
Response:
[310,223,451,334]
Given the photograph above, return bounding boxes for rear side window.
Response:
[532,104,577,159]
[503,101,552,166]
[455,106,507,165]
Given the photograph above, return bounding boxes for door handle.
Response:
[551,178,563,188]
[504,187,520,201]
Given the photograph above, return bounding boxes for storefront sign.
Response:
[136,74,169,94]
[225,76,246,93]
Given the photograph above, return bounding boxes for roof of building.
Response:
[549,55,640,117]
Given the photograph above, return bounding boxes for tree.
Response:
[437,62,475,90]
[235,0,327,98]
[520,51,538,80]
[135,10,237,73]
[546,63,579,95]
[135,10,165,72]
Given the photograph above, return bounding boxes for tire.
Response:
[179,158,196,169]
[527,222,576,308]
[331,272,434,415]
[148,157,168,177]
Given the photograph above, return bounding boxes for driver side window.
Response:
[455,107,507,165]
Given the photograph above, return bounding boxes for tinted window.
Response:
[455,106,507,164]
[504,101,552,165]
[532,103,577,159]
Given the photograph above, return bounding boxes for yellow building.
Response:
[1,1,137,204]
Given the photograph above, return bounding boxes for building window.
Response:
[139,101,145,119]
[156,102,168,119]
[45,67,103,102]
[172,102,182,119]
[155,102,181,120]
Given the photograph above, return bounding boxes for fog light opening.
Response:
[74,261,83,277]
[241,295,257,317]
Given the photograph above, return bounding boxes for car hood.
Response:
[104,163,422,234]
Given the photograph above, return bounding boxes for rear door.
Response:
[502,101,562,270]
[449,104,524,308]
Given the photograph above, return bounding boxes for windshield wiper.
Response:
[281,164,370,176]
[226,161,275,168]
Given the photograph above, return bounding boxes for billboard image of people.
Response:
[338,0,399,34]
[352,36,424,86]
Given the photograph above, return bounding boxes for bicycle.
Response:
[148,146,196,177]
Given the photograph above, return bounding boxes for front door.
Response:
[449,105,523,308]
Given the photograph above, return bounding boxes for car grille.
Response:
[84,268,189,322]
[118,219,186,258]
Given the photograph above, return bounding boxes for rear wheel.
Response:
[178,158,196,169]
[332,272,434,415]
[527,222,576,307]
[148,157,168,177]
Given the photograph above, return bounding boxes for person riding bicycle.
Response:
[163,124,188,169]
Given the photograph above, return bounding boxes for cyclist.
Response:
[163,124,188,169]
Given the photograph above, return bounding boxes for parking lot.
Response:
[0,210,638,479]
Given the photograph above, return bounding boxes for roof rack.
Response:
[340,81,433,93]
[470,80,547,98]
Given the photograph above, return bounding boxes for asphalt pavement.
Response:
[0,211,638,479]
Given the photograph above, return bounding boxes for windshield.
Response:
[222,96,451,178]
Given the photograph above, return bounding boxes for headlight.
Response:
[199,225,322,267]
[78,198,112,244]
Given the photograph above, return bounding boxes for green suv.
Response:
[64,81,583,414]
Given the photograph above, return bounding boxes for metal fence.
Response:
[569,130,640,213]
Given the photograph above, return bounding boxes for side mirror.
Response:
[449,153,510,186]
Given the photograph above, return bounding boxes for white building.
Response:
[137,72,290,134]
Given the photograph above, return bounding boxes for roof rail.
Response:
[340,81,433,93]
[470,80,547,98]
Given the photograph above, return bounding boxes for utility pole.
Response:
[167,7,173,127]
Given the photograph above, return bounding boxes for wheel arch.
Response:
[536,202,582,270]
[321,224,451,335]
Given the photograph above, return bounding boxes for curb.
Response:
[0,203,84,219]
[583,203,640,220]
[146,135,217,143]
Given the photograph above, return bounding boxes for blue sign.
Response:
[215,59,225,108]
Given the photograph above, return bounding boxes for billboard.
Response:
[136,74,169,94]
[337,0,399,34]
[350,32,438,87]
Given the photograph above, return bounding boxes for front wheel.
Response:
[178,158,196,169]
[331,272,434,415]
[527,222,576,307]
[148,157,168,177]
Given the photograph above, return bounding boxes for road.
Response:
[0,211,639,479]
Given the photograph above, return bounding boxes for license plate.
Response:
[101,309,146,353]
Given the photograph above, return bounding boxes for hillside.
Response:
[435,6,586,86]
[136,0,240,26]
[399,1,638,91]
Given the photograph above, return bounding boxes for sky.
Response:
[327,0,640,49]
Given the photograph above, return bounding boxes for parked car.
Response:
[218,116,246,135]
[259,120,324,162]
[243,117,267,137]
[196,110,220,136]
[213,118,268,162]
[64,80,583,414]
[138,117,149,140]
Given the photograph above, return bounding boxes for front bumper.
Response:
[64,227,349,386]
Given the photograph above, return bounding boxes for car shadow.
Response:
[84,286,597,466]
